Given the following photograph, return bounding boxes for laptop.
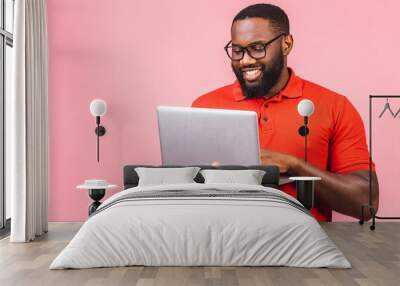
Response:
[157,106,261,166]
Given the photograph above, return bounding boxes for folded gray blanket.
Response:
[92,188,309,217]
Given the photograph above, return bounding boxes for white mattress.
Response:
[50,183,351,269]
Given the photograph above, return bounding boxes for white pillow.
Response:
[135,167,200,186]
[200,169,266,185]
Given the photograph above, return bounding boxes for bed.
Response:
[50,165,350,269]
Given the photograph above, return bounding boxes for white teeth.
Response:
[246,70,259,75]
[243,69,261,81]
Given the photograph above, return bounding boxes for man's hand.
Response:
[261,148,379,220]
[260,149,298,173]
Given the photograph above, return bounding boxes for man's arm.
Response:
[261,149,379,221]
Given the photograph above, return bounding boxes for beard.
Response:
[232,50,284,99]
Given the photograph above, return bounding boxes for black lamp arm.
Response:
[297,116,309,162]
[94,116,106,162]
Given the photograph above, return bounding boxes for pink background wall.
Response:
[46,0,400,221]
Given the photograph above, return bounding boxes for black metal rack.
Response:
[359,95,400,230]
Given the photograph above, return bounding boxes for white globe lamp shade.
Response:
[297,99,315,117]
[90,99,107,117]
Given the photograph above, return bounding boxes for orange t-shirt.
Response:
[192,69,372,221]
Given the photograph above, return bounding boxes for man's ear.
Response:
[282,34,293,56]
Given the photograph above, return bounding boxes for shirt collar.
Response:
[233,68,303,102]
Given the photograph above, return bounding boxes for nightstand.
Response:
[289,176,321,210]
[77,180,117,216]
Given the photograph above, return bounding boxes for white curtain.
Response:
[8,0,48,242]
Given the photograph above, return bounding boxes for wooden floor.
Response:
[0,222,399,286]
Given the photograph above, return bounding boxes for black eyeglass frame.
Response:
[224,33,287,61]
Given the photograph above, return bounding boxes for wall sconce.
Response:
[89,99,107,162]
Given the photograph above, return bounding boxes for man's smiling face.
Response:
[230,17,285,98]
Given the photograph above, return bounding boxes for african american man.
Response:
[192,3,379,221]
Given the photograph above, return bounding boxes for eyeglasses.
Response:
[224,33,286,61]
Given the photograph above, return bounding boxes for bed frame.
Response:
[123,165,280,189]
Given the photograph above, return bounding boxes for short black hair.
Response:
[232,3,290,34]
